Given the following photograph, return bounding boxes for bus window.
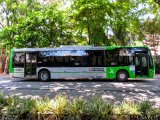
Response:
[13,52,25,67]
[54,56,63,66]
[119,56,134,65]
[74,56,89,66]
[91,50,104,66]
[105,50,118,66]
[129,56,134,65]
[135,56,140,66]
[63,56,74,66]
[37,52,51,67]
[26,53,36,63]
[142,56,147,67]
[92,55,97,66]
[118,48,134,66]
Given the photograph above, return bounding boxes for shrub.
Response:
[0,94,159,120]
[0,93,6,110]
[87,97,114,120]
[114,101,141,116]
[18,98,36,120]
[6,96,21,115]
[138,100,154,119]
[31,97,55,119]
[66,98,88,120]
[51,95,68,119]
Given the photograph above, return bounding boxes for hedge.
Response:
[0,94,159,120]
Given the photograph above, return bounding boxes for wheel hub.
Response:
[119,73,125,79]
[41,73,48,80]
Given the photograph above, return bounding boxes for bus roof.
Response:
[13,45,149,52]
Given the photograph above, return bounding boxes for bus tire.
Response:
[38,70,50,81]
[116,70,128,82]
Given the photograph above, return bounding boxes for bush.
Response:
[87,97,114,120]
[0,94,159,120]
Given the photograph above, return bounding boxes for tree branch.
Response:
[0,22,4,28]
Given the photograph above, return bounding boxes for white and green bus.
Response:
[9,46,155,81]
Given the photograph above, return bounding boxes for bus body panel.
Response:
[37,67,106,79]
[135,69,155,78]
[73,67,106,79]
[13,68,24,78]
[149,69,155,78]
[106,66,135,79]
[9,49,14,74]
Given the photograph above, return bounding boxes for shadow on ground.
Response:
[0,77,160,107]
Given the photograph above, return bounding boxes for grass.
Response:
[0,93,159,120]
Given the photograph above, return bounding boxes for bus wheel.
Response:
[38,70,50,81]
[116,70,128,82]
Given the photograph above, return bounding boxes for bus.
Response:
[9,46,155,81]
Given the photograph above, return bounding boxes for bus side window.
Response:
[54,56,63,66]
[97,56,103,66]
[92,56,97,66]
[13,52,25,67]
[74,56,89,66]
[105,50,118,66]
[91,50,104,67]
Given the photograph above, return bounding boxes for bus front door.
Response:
[25,53,37,79]
[135,52,149,77]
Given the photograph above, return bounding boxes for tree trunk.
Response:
[2,55,6,73]
[4,57,9,74]
[0,58,2,73]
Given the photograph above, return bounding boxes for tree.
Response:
[143,16,160,57]
[71,0,112,45]
[0,0,72,48]
[154,0,160,5]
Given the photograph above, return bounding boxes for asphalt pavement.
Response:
[0,74,160,107]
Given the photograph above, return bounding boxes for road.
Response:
[0,75,160,107]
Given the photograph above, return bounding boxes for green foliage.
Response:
[139,100,154,116]
[143,16,160,34]
[0,0,74,49]
[71,0,112,45]
[6,96,21,115]
[114,101,141,115]
[0,93,6,111]
[19,98,36,118]
[51,95,68,119]
[66,98,87,120]
[32,97,53,114]
[87,97,114,120]
[0,0,159,50]
[0,94,159,120]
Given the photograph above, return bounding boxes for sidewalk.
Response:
[0,74,10,80]
[154,74,160,79]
